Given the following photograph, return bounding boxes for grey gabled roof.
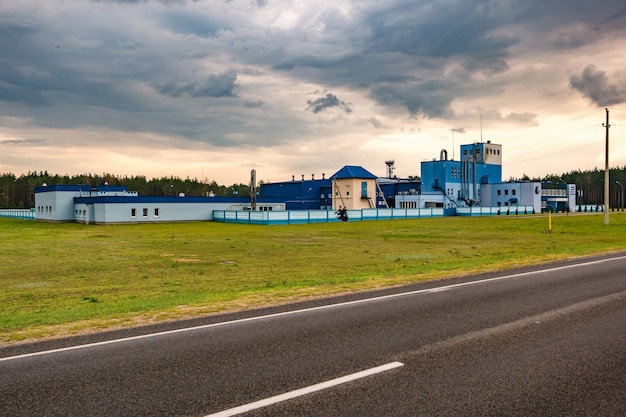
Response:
[330,165,377,180]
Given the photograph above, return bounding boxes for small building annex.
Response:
[35,184,286,224]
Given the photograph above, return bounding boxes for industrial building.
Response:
[34,141,578,224]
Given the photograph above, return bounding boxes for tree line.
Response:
[1,167,626,209]
[520,166,626,209]
[0,171,252,209]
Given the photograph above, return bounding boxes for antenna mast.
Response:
[480,113,483,142]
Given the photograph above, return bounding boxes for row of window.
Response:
[131,208,159,218]
[37,206,53,215]
[496,189,517,196]
[462,148,501,156]
[450,167,461,178]
[543,189,566,197]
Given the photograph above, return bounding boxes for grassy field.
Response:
[1,212,625,345]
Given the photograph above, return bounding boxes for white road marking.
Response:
[204,361,404,417]
[2,255,625,362]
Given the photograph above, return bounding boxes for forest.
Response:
[1,167,626,209]
[0,172,253,209]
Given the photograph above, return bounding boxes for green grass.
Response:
[1,212,625,344]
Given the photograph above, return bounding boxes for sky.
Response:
[1,0,626,185]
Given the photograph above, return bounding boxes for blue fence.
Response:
[0,209,36,220]
[576,205,604,213]
[457,206,535,216]
[214,207,444,225]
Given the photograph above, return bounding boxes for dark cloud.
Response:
[363,2,520,70]
[157,71,239,98]
[306,94,352,114]
[569,64,626,106]
[161,11,229,37]
[0,21,39,38]
[551,25,599,49]
[370,80,456,119]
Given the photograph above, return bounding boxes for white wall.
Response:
[519,182,542,213]
[35,190,80,221]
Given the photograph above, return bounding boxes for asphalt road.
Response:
[1,254,625,416]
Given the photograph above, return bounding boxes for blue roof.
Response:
[73,196,286,204]
[34,184,129,193]
[330,165,377,180]
[34,184,92,193]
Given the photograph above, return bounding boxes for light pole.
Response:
[616,180,624,212]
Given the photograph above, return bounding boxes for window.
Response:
[512,189,516,196]
[154,208,159,217]
[497,190,501,196]
[131,208,136,218]
[143,208,148,217]
[505,189,509,196]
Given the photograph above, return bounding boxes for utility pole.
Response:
[603,108,610,225]
[250,169,257,211]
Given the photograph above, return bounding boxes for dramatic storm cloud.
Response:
[1,0,625,183]
[157,71,239,98]
[569,64,626,107]
[306,94,352,114]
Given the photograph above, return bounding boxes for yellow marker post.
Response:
[548,211,552,233]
